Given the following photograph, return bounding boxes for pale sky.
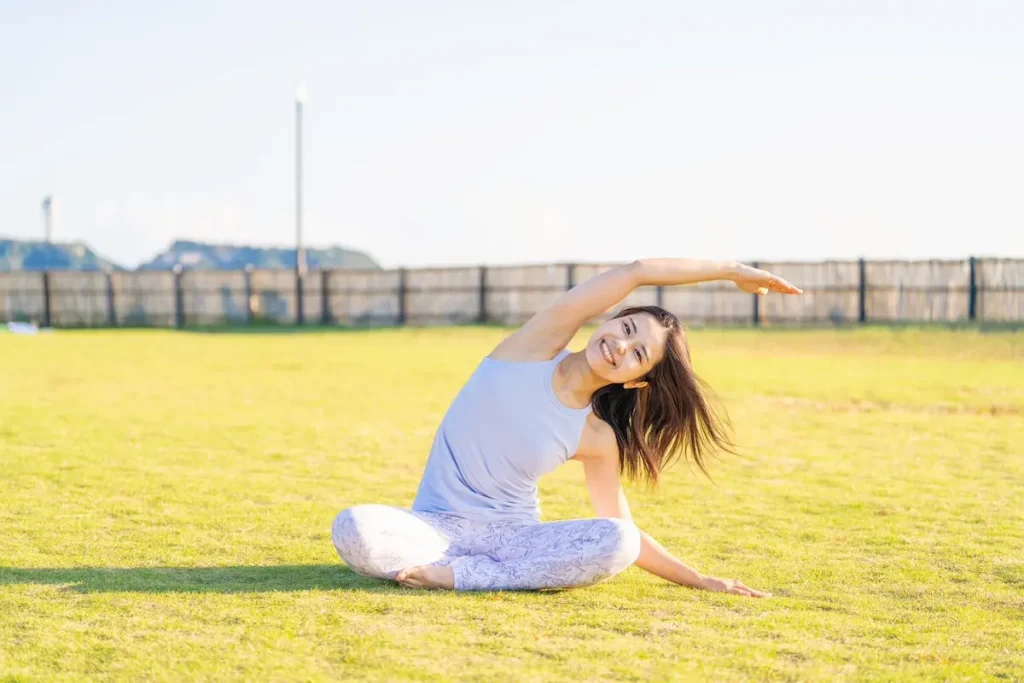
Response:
[2,1,1022,268]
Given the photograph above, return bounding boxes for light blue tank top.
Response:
[411,349,592,523]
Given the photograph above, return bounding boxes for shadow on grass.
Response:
[0,564,399,594]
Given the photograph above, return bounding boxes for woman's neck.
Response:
[552,350,610,408]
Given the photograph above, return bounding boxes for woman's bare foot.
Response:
[395,565,455,590]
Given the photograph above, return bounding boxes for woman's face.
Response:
[585,312,669,386]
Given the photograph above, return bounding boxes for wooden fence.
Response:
[1,258,1021,328]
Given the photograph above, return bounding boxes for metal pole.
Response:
[751,261,760,327]
[397,268,408,325]
[478,266,488,323]
[244,264,254,325]
[295,86,307,325]
[321,269,331,325]
[858,258,867,323]
[42,271,52,327]
[968,256,977,321]
[105,269,116,327]
[173,264,184,329]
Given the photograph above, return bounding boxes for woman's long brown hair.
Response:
[589,306,735,487]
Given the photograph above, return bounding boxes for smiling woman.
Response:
[331,258,801,595]
[586,305,728,484]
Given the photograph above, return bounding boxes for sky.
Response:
[2,1,1022,269]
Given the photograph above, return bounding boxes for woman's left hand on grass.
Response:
[698,575,773,598]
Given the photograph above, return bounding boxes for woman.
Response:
[333,258,801,597]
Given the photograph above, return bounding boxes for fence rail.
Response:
[1,258,1021,329]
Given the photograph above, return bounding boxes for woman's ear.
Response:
[623,379,649,390]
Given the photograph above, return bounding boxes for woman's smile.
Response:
[599,338,616,367]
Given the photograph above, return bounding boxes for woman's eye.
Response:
[635,350,642,362]
[623,323,630,336]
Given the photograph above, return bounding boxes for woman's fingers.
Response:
[735,580,772,598]
[768,276,802,294]
[743,268,802,295]
[701,576,772,598]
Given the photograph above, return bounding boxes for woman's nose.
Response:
[612,338,628,354]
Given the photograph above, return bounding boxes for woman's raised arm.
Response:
[490,258,800,361]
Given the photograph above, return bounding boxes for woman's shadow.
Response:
[0,564,395,594]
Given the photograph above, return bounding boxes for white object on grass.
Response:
[6,322,40,335]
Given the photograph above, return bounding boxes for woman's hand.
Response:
[698,575,773,598]
[730,263,803,296]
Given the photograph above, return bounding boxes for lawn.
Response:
[1,326,1021,681]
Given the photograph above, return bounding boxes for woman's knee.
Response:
[595,518,642,573]
[331,504,392,574]
[332,506,366,556]
[332,504,372,543]
[331,504,449,578]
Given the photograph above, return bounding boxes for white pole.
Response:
[294,83,308,324]
[42,195,53,242]
[295,85,306,276]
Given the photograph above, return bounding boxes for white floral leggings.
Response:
[331,504,642,591]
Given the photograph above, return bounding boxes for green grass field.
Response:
[1,326,1022,681]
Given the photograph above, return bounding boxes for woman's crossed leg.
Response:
[332,504,640,591]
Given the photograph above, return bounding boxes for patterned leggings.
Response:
[331,504,642,591]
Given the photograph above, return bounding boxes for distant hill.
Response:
[0,238,380,272]
[0,239,121,271]
[137,240,380,270]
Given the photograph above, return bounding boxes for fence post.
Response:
[858,258,867,323]
[655,285,664,309]
[968,256,977,321]
[397,268,408,325]
[105,269,116,327]
[41,271,52,328]
[751,261,760,327]
[243,265,254,324]
[295,271,305,326]
[173,265,184,329]
[566,263,576,291]
[478,266,488,323]
[321,270,331,325]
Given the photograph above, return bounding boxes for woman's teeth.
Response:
[600,339,615,366]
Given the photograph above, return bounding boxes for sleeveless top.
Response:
[411,349,592,523]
